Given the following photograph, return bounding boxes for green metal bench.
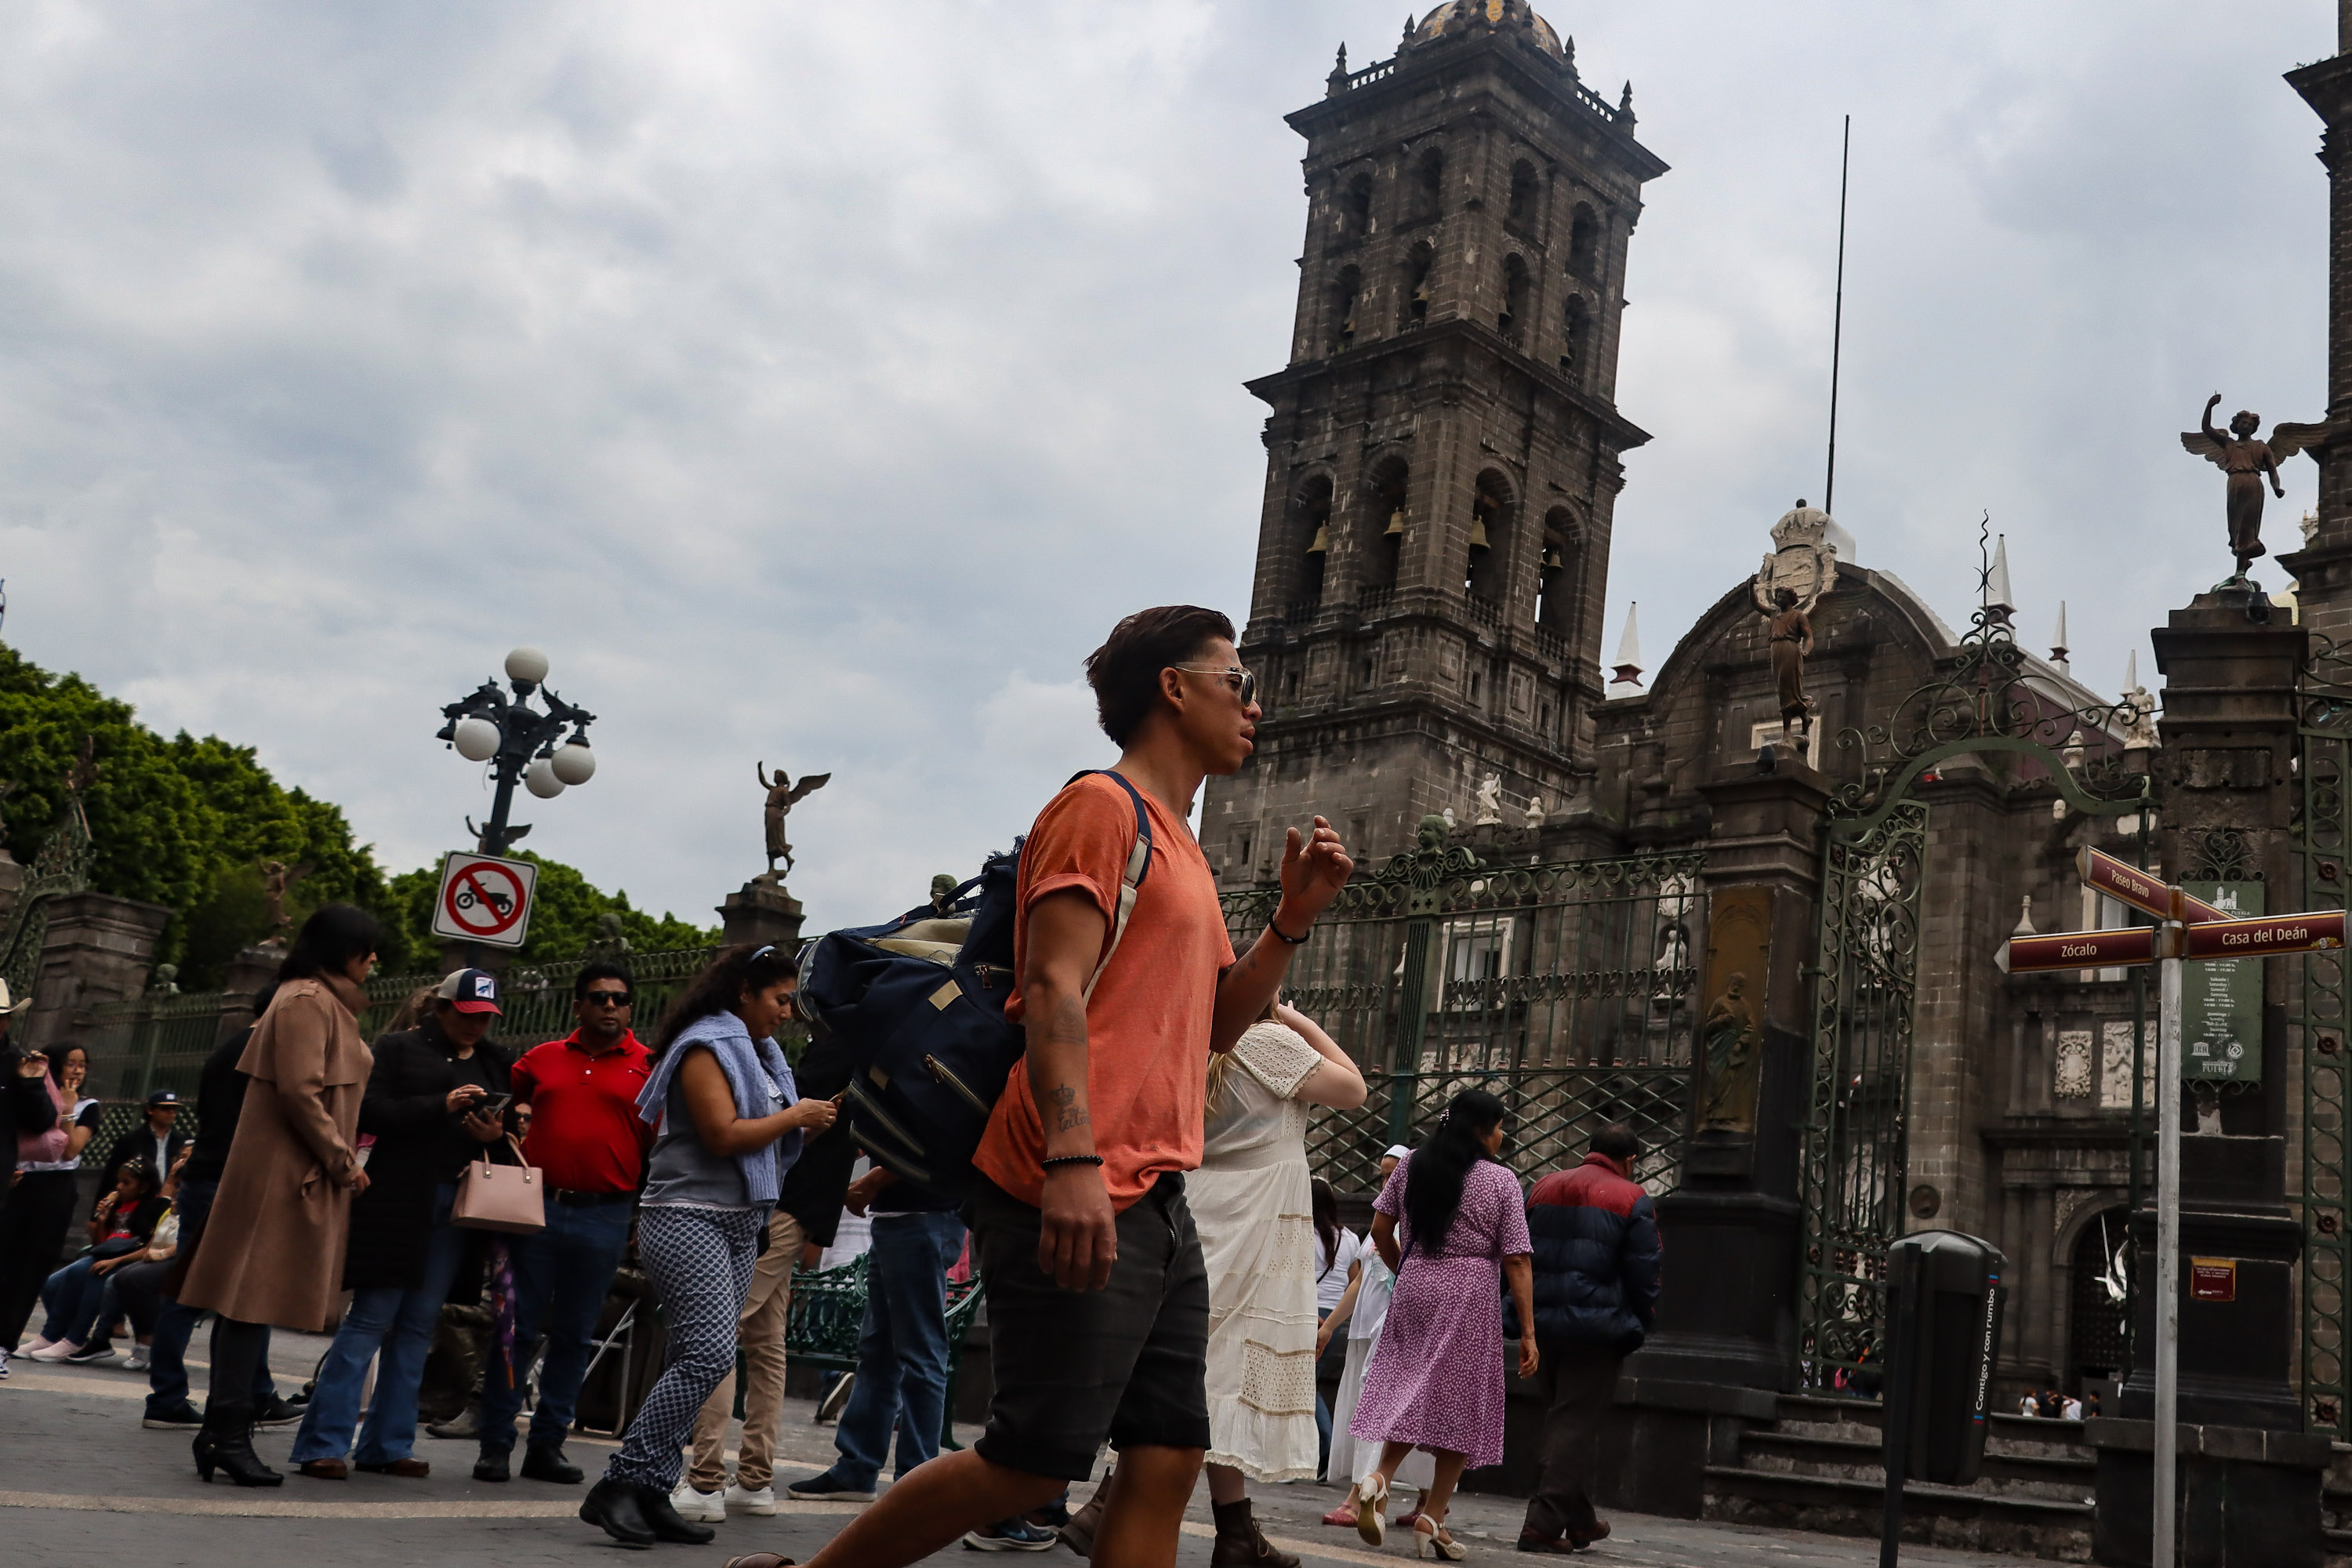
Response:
[734,1254,985,1450]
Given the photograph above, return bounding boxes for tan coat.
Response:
[180,975,372,1330]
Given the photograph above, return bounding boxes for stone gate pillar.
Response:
[20,891,173,1057]
[2090,583,2329,1566]
[1598,752,1827,1517]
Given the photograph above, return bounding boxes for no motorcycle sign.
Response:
[430,851,539,950]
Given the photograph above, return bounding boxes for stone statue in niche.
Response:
[1696,885,1773,1135]
[2180,394,2328,579]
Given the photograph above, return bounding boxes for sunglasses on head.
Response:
[1171,664,1257,706]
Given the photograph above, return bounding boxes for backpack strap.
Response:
[1064,770,1154,1003]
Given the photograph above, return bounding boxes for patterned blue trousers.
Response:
[604,1206,764,1490]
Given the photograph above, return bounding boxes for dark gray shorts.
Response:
[964,1171,1211,1481]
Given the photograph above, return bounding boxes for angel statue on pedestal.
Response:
[757,764,830,879]
[2180,393,2328,580]
[1751,500,1839,749]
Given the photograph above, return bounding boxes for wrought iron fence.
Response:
[1223,825,1703,1196]
[2299,636,2352,1437]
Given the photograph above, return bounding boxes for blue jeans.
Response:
[290,1184,468,1465]
[480,1196,633,1454]
[38,1255,114,1345]
[145,1178,276,1414]
[827,1211,967,1490]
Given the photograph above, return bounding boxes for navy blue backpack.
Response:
[795,771,1153,1194]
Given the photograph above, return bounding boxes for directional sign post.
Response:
[430,851,539,953]
[1998,865,2345,1568]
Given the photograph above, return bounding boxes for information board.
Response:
[2182,880,2263,1083]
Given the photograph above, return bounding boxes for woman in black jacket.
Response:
[286,968,513,1479]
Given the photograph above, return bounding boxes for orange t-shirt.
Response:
[971,772,1238,1211]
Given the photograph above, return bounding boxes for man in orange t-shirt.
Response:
[802,606,1353,1568]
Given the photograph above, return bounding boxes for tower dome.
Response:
[1410,0,1567,60]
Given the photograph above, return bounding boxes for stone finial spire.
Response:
[1984,533,2015,625]
[1327,42,1349,96]
[2049,600,2071,673]
[1619,81,1636,125]
[1609,602,1644,691]
[2013,895,2037,937]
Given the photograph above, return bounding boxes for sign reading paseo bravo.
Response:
[430,851,539,950]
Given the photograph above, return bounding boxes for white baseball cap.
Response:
[1384,1144,1410,1160]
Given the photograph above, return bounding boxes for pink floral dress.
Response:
[1346,1152,1530,1468]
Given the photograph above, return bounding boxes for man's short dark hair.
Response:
[1592,1123,1641,1163]
[1084,606,1238,746]
[574,961,634,1001]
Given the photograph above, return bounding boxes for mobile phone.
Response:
[479,1094,513,1119]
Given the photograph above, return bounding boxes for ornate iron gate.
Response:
[1222,820,1704,1193]
[1798,573,2152,1389]
[2297,637,2352,1436]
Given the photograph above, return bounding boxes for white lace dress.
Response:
[1189,1019,1323,1481]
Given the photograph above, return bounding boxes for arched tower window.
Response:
[1506,159,1539,227]
[1400,242,1435,329]
[1365,459,1409,593]
[1559,294,1589,375]
[1414,147,1445,222]
[1497,255,1529,346]
[1330,266,1362,354]
[1465,471,1514,604]
[1294,475,1334,608]
[1567,203,1599,278]
[1339,172,1374,240]
[1536,507,1579,629]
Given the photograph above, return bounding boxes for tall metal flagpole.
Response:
[2155,926,2183,1566]
[1824,114,1851,515]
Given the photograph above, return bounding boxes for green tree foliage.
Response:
[0,644,716,988]
[385,854,717,967]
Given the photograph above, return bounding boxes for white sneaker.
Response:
[29,1341,82,1363]
[19,1335,54,1356]
[123,1349,151,1373]
[725,1483,778,1516]
[670,1481,726,1523]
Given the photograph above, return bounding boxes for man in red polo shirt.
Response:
[474,962,652,1485]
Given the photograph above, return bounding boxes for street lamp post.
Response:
[436,647,599,856]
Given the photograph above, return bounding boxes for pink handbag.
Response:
[452,1135,546,1234]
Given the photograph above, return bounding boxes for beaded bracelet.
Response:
[1268,917,1312,945]
[1041,1153,1105,1170]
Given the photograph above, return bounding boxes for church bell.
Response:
[1468,515,1491,550]
[1306,523,1330,554]
[1384,507,1406,538]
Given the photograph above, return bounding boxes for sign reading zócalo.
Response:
[429,851,539,950]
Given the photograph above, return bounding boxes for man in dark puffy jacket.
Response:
[1516,1125,1660,1554]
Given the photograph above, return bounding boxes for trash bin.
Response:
[1885,1228,2006,1488]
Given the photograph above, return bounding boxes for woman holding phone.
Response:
[3,1033,99,1367]
[288,965,513,1479]
[579,942,836,1547]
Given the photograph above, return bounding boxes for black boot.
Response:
[1210,1498,1298,1568]
[522,1443,583,1483]
[193,1399,285,1489]
[637,1482,718,1544]
[474,1445,511,1483]
[580,1476,657,1545]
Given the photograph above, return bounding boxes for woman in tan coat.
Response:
[179,903,384,1487]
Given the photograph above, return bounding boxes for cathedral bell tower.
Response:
[1204,1,1666,881]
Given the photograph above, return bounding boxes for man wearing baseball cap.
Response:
[99,1089,188,1196]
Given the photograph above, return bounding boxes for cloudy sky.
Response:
[0,2,2336,936]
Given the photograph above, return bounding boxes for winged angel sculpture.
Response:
[757,764,830,877]
[2180,393,2328,576]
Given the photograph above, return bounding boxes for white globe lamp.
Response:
[524,756,568,798]
[551,738,597,786]
[451,717,500,762]
[504,646,550,688]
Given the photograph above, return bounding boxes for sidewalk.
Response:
[2,1339,2050,1567]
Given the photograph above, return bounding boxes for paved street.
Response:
[1,1334,2049,1568]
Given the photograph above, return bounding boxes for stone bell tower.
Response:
[1203,0,1667,880]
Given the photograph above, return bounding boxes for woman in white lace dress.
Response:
[1189,1002,1366,1568]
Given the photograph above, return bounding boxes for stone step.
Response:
[1704,1465,2095,1564]
[1737,1431,2096,1504]
[1773,1396,2092,1459]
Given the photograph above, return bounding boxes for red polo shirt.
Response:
[510,1029,655,1195]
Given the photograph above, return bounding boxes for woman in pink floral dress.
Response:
[1348,1089,1536,1560]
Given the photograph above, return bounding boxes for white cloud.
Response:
[0,1,2336,936]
